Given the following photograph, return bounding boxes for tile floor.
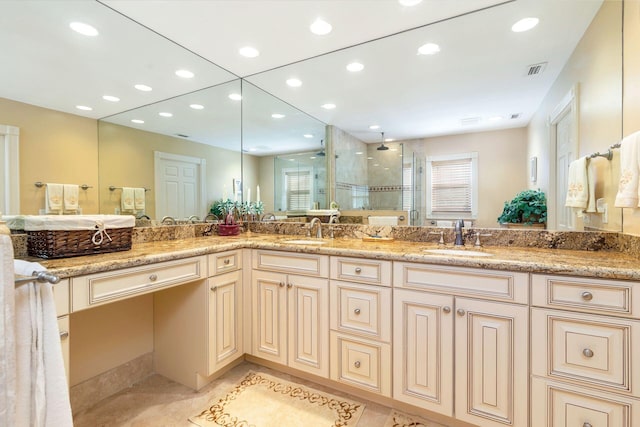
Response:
[73,361,436,427]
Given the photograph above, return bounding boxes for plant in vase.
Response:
[210,199,241,235]
[497,189,547,227]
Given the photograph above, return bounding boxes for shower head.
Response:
[376,132,389,150]
[317,139,326,156]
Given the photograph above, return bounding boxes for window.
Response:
[283,168,312,211]
[426,152,478,219]
[402,162,412,211]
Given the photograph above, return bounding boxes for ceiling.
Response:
[0,0,605,151]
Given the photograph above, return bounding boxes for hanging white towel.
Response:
[14,260,73,427]
[62,184,79,212]
[368,216,399,226]
[614,131,640,207]
[45,184,63,214]
[134,187,146,211]
[0,235,16,427]
[586,160,597,213]
[121,187,135,212]
[565,157,589,208]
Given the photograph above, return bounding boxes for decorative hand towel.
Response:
[0,235,16,427]
[62,184,79,212]
[586,160,597,213]
[121,187,135,212]
[614,131,640,207]
[133,187,145,211]
[565,157,588,208]
[368,216,399,226]
[14,259,73,427]
[45,184,63,213]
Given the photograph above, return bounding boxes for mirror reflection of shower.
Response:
[273,152,327,213]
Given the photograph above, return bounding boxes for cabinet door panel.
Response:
[252,270,287,364]
[455,298,528,427]
[208,270,242,374]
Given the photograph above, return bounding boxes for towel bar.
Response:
[14,270,61,287]
[35,182,92,190]
[109,186,151,192]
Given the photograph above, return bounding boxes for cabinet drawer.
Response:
[53,278,70,316]
[252,250,329,277]
[532,274,640,318]
[393,262,528,304]
[71,256,206,311]
[330,281,391,341]
[330,257,391,286]
[330,331,391,396]
[531,377,640,427]
[208,250,242,276]
[532,308,640,395]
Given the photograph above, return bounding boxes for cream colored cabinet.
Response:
[207,270,243,374]
[251,250,329,377]
[531,274,640,427]
[53,279,70,382]
[57,315,70,383]
[393,262,529,427]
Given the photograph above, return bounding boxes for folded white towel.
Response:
[565,157,589,208]
[14,260,73,427]
[368,216,398,226]
[615,132,640,207]
[62,184,79,212]
[121,187,135,212]
[0,235,16,427]
[134,188,146,211]
[45,184,63,214]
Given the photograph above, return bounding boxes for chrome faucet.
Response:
[307,217,323,238]
[161,216,176,225]
[260,212,276,221]
[136,213,151,220]
[188,215,200,223]
[203,213,219,223]
[454,219,465,246]
[328,214,340,224]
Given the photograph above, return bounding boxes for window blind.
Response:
[430,158,472,213]
[402,163,412,211]
[285,170,311,210]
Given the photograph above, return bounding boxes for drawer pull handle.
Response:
[443,306,451,314]
[354,308,361,315]
[210,286,217,292]
[583,348,594,358]
[59,331,69,340]
[355,267,362,273]
[457,308,466,316]
[149,274,158,282]
[287,283,293,289]
[581,291,593,301]
[223,259,230,265]
[354,361,361,368]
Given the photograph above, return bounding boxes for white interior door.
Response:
[0,124,20,215]
[556,112,575,230]
[154,151,206,220]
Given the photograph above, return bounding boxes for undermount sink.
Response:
[424,248,493,257]
[283,239,327,245]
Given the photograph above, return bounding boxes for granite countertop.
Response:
[27,232,640,281]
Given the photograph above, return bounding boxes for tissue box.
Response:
[24,215,135,259]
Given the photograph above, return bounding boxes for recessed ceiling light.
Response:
[303,134,314,138]
[159,112,173,117]
[398,0,423,6]
[367,157,373,160]
[75,105,92,111]
[239,46,260,58]
[390,148,398,152]
[385,138,395,142]
[355,151,363,155]
[189,104,204,110]
[373,163,380,167]
[69,22,98,36]
[271,113,285,119]
[512,17,539,32]
[102,95,120,102]
[346,62,364,72]
[134,84,152,92]
[384,167,390,170]
[417,43,440,55]
[286,78,302,87]
[321,103,336,110]
[175,69,195,78]
[310,18,332,35]
[229,93,242,101]
[310,156,316,160]
[131,119,144,124]
[248,148,257,152]
[369,125,380,130]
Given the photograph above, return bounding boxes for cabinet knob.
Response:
[355,267,362,274]
[354,308,361,315]
[279,282,285,287]
[223,259,230,265]
[457,308,466,316]
[59,331,69,340]
[149,274,158,282]
[354,361,361,368]
[210,286,218,292]
[583,423,592,427]
[443,306,451,314]
[287,283,293,289]
[581,291,593,301]
[583,348,594,358]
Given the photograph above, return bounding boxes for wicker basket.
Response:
[27,227,133,259]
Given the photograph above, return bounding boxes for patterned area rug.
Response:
[189,371,365,427]
[383,410,447,427]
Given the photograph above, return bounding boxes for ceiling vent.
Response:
[176,133,189,138]
[526,62,547,76]
[461,117,481,126]
[510,113,521,120]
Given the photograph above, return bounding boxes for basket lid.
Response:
[23,215,135,231]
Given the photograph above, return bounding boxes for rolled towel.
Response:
[565,157,588,208]
[121,187,135,212]
[615,131,640,207]
[368,216,398,226]
[134,188,146,211]
[45,183,63,213]
[63,184,79,212]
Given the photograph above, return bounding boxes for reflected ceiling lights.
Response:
[271,113,285,119]
[303,134,314,138]
[189,104,204,110]
[310,18,332,35]
[134,84,152,91]
[511,17,539,32]
[69,22,98,36]
[286,78,302,87]
[417,43,440,55]
[239,46,260,58]
[346,62,364,72]
[398,0,423,6]
[175,69,195,78]
[102,95,120,102]
[75,105,92,111]
[369,125,380,130]
[321,103,336,109]
[228,93,242,101]
[159,112,173,117]
[131,119,144,124]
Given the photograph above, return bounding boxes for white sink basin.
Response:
[424,248,493,257]
[283,239,327,245]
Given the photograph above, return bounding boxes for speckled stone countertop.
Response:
[26,231,640,281]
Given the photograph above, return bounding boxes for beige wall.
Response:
[0,97,99,215]
[528,0,623,232]
[404,127,529,228]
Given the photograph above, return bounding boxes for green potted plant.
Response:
[210,199,240,235]
[497,189,547,227]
